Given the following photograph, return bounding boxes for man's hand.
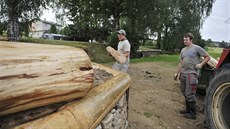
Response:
[195,63,203,70]
[173,73,178,81]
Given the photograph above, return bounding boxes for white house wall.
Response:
[30,20,62,38]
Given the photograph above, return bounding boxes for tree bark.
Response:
[7,16,19,42]
[156,30,162,50]
[0,42,94,116]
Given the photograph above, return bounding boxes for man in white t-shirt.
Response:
[112,29,131,73]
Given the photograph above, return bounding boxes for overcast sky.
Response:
[41,0,230,42]
[41,10,56,21]
[201,0,230,42]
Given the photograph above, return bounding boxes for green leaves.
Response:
[50,24,57,34]
[1,0,215,44]
[2,0,54,41]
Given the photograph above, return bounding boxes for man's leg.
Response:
[180,100,189,114]
[179,73,190,114]
[112,62,120,71]
[184,73,198,119]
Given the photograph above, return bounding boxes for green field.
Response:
[206,47,223,59]
[131,54,180,67]
[130,47,223,67]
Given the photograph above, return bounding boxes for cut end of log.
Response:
[106,46,126,64]
[0,42,94,116]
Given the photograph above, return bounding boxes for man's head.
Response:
[117,29,126,41]
[183,33,194,46]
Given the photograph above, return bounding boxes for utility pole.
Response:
[224,17,230,24]
[224,17,230,45]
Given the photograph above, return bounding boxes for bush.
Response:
[145,40,154,46]
[50,25,57,34]
[106,32,118,49]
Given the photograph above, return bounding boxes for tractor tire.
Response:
[205,69,230,129]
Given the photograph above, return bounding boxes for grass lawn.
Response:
[206,47,223,59]
[131,54,180,67]
[138,46,156,50]
[131,47,223,67]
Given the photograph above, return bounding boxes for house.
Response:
[29,19,62,38]
[41,33,68,40]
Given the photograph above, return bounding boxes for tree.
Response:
[219,41,229,48]
[205,39,215,47]
[55,0,215,52]
[50,24,57,34]
[60,26,71,36]
[0,21,7,36]
[0,0,53,41]
[158,0,215,51]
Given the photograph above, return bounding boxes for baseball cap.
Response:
[117,29,126,36]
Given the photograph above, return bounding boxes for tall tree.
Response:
[55,0,215,52]
[0,21,7,36]
[161,0,215,51]
[50,24,57,34]
[0,0,53,41]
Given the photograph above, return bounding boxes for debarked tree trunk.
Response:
[0,42,94,116]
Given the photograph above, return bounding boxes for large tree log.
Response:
[14,65,131,129]
[0,42,94,116]
[106,46,126,64]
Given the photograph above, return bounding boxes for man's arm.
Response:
[195,53,211,69]
[175,61,182,80]
[200,54,211,66]
[177,61,181,75]
[123,51,130,58]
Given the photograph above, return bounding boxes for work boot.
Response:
[180,109,189,114]
[183,110,196,119]
[183,101,196,119]
[179,101,189,114]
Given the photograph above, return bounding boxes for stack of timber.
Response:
[0,42,94,116]
[15,68,131,129]
[0,42,131,129]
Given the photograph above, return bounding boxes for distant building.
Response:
[41,33,68,40]
[29,19,62,38]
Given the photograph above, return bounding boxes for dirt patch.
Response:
[127,62,206,129]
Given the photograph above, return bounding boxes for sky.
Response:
[201,0,230,42]
[41,0,230,42]
[41,9,56,22]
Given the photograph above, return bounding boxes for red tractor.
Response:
[204,48,230,129]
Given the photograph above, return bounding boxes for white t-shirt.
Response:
[117,39,131,63]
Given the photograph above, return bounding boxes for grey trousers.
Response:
[112,62,129,73]
[112,62,130,119]
[179,73,198,102]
